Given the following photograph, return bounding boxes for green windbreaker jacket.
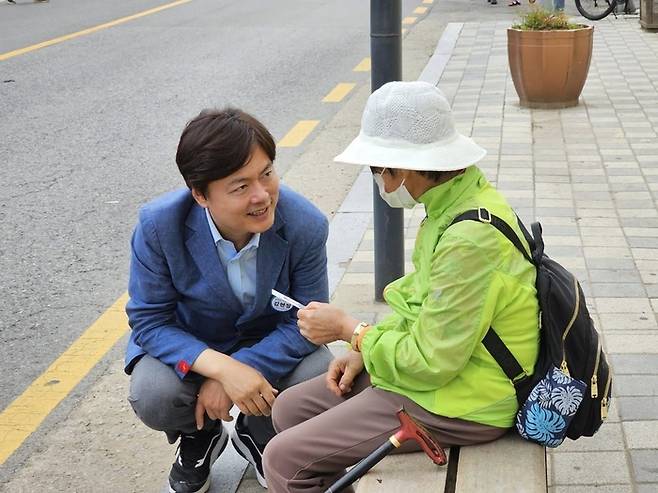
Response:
[361,166,540,428]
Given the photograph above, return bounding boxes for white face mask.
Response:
[373,169,417,209]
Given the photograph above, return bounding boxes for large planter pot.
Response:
[507,26,593,109]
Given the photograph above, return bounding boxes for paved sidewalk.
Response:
[316,16,658,493]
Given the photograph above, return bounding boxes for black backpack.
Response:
[450,208,611,442]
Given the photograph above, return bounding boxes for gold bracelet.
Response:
[355,325,371,352]
[350,322,369,352]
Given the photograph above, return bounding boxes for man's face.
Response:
[192,145,279,248]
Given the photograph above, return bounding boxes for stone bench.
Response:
[355,431,546,493]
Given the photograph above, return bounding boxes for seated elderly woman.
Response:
[262,81,540,493]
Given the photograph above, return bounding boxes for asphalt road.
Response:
[0,0,423,432]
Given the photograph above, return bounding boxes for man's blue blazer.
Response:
[124,185,329,382]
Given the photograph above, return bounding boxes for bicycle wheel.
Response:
[575,0,617,20]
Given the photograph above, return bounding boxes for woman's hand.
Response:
[297,302,359,345]
[195,379,233,429]
[325,351,365,397]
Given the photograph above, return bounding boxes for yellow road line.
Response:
[402,16,417,25]
[0,293,129,465]
[402,28,408,35]
[0,0,192,62]
[278,120,320,148]
[322,83,356,103]
[414,6,428,14]
[353,57,371,72]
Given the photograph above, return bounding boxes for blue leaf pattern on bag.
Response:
[551,367,572,385]
[516,365,587,447]
[524,403,566,443]
[551,386,583,416]
[545,438,564,448]
[529,379,553,408]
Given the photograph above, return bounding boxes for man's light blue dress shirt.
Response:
[205,209,259,309]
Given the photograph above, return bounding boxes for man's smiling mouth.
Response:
[248,207,269,217]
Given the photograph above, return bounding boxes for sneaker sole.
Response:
[169,428,229,493]
[231,432,267,488]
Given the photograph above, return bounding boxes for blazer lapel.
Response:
[185,205,242,313]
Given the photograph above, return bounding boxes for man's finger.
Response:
[244,399,262,417]
[236,401,251,416]
[260,387,277,407]
[194,401,206,430]
[253,395,272,417]
[219,407,233,421]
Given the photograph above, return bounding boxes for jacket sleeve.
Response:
[230,216,329,383]
[126,211,208,379]
[361,231,502,391]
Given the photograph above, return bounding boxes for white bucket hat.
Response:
[334,81,486,171]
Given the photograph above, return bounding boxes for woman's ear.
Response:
[399,169,412,182]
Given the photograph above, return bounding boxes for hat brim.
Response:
[334,132,487,171]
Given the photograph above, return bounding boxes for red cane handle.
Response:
[394,410,447,466]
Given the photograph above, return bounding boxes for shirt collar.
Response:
[205,208,260,251]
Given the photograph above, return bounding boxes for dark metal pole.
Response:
[371,0,404,301]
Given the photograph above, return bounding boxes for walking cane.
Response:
[325,409,447,493]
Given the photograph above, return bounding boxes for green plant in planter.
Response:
[507,6,593,108]
[512,7,583,30]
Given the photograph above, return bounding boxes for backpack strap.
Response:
[450,208,534,265]
[448,208,535,398]
[482,328,529,391]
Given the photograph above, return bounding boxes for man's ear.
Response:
[191,187,208,208]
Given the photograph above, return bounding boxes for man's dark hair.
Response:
[175,108,276,197]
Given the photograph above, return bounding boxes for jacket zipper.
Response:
[560,275,580,377]
[600,367,612,420]
[591,336,602,398]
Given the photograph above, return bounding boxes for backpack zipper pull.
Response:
[560,360,570,377]
[591,374,598,398]
[601,397,608,420]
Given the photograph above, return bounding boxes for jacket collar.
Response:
[418,166,486,218]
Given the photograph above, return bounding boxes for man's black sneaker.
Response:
[168,424,228,493]
[231,414,267,488]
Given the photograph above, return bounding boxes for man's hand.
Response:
[326,351,365,397]
[297,302,358,345]
[195,379,233,430]
[192,349,278,417]
[216,357,278,417]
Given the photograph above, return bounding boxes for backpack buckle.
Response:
[512,371,528,384]
[477,207,491,223]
